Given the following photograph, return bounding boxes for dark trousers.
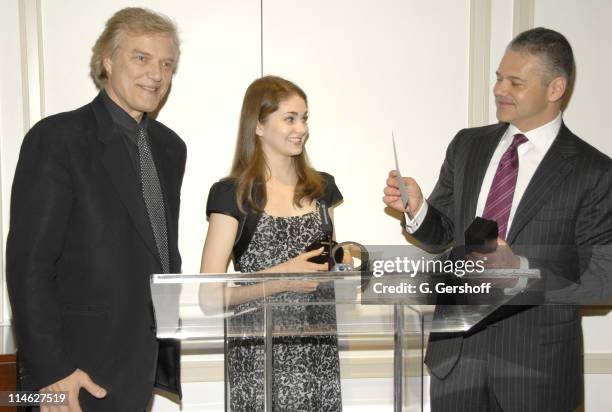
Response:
[429,328,503,412]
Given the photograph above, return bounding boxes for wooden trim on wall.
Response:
[181,339,612,382]
[468,0,491,127]
[584,353,612,375]
[0,354,16,412]
[0,354,16,390]
[513,0,535,36]
[18,0,45,130]
[179,350,612,382]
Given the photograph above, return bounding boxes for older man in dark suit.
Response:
[7,7,185,411]
[384,28,612,411]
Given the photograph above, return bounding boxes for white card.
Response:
[392,132,409,210]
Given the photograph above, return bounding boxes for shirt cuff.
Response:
[518,255,529,270]
[504,256,530,295]
[404,201,428,234]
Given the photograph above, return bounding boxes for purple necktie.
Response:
[482,133,528,239]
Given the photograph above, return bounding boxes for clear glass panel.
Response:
[151,269,539,411]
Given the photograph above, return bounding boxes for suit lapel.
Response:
[506,123,577,244]
[459,124,508,234]
[91,95,161,267]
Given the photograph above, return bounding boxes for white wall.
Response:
[0,0,26,325]
[1,0,611,410]
[262,0,470,245]
[535,0,612,157]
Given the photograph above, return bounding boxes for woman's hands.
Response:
[271,247,328,273]
[266,247,328,293]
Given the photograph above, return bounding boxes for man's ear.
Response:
[255,121,264,137]
[103,55,113,77]
[548,76,567,103]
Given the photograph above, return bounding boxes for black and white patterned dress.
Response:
[206,173,343,412]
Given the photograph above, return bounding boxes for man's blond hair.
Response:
[90,7,180,89]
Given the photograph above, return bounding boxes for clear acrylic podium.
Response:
[150,270,539,411]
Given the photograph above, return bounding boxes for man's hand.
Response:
[470,237,520,269]
[40,368,106,412]
[469,238,522,290]
[383,170,424,218]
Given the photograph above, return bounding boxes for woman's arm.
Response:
[199,213,325,312]
[200,213,237,274]
[198,213,275,309]
[198,213,237,314]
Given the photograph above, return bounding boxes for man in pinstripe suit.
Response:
[384,28,612,411]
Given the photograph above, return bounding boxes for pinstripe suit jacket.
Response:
[411,122,612,411]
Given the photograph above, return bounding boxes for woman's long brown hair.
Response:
[228,76,325,213]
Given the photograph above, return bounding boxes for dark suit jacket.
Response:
[411,122,612,411]
[6,93,186,411]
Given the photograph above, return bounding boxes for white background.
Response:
[1,1,611,410]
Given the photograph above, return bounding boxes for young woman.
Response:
[200,76,343,411]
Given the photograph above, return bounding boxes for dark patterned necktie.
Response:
[138,127,170,273]
[482,133,529,239]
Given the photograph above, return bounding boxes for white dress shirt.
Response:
[404,113,562,287]
[405,112,562,236]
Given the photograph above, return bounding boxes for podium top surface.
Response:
[150,270,540,339]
